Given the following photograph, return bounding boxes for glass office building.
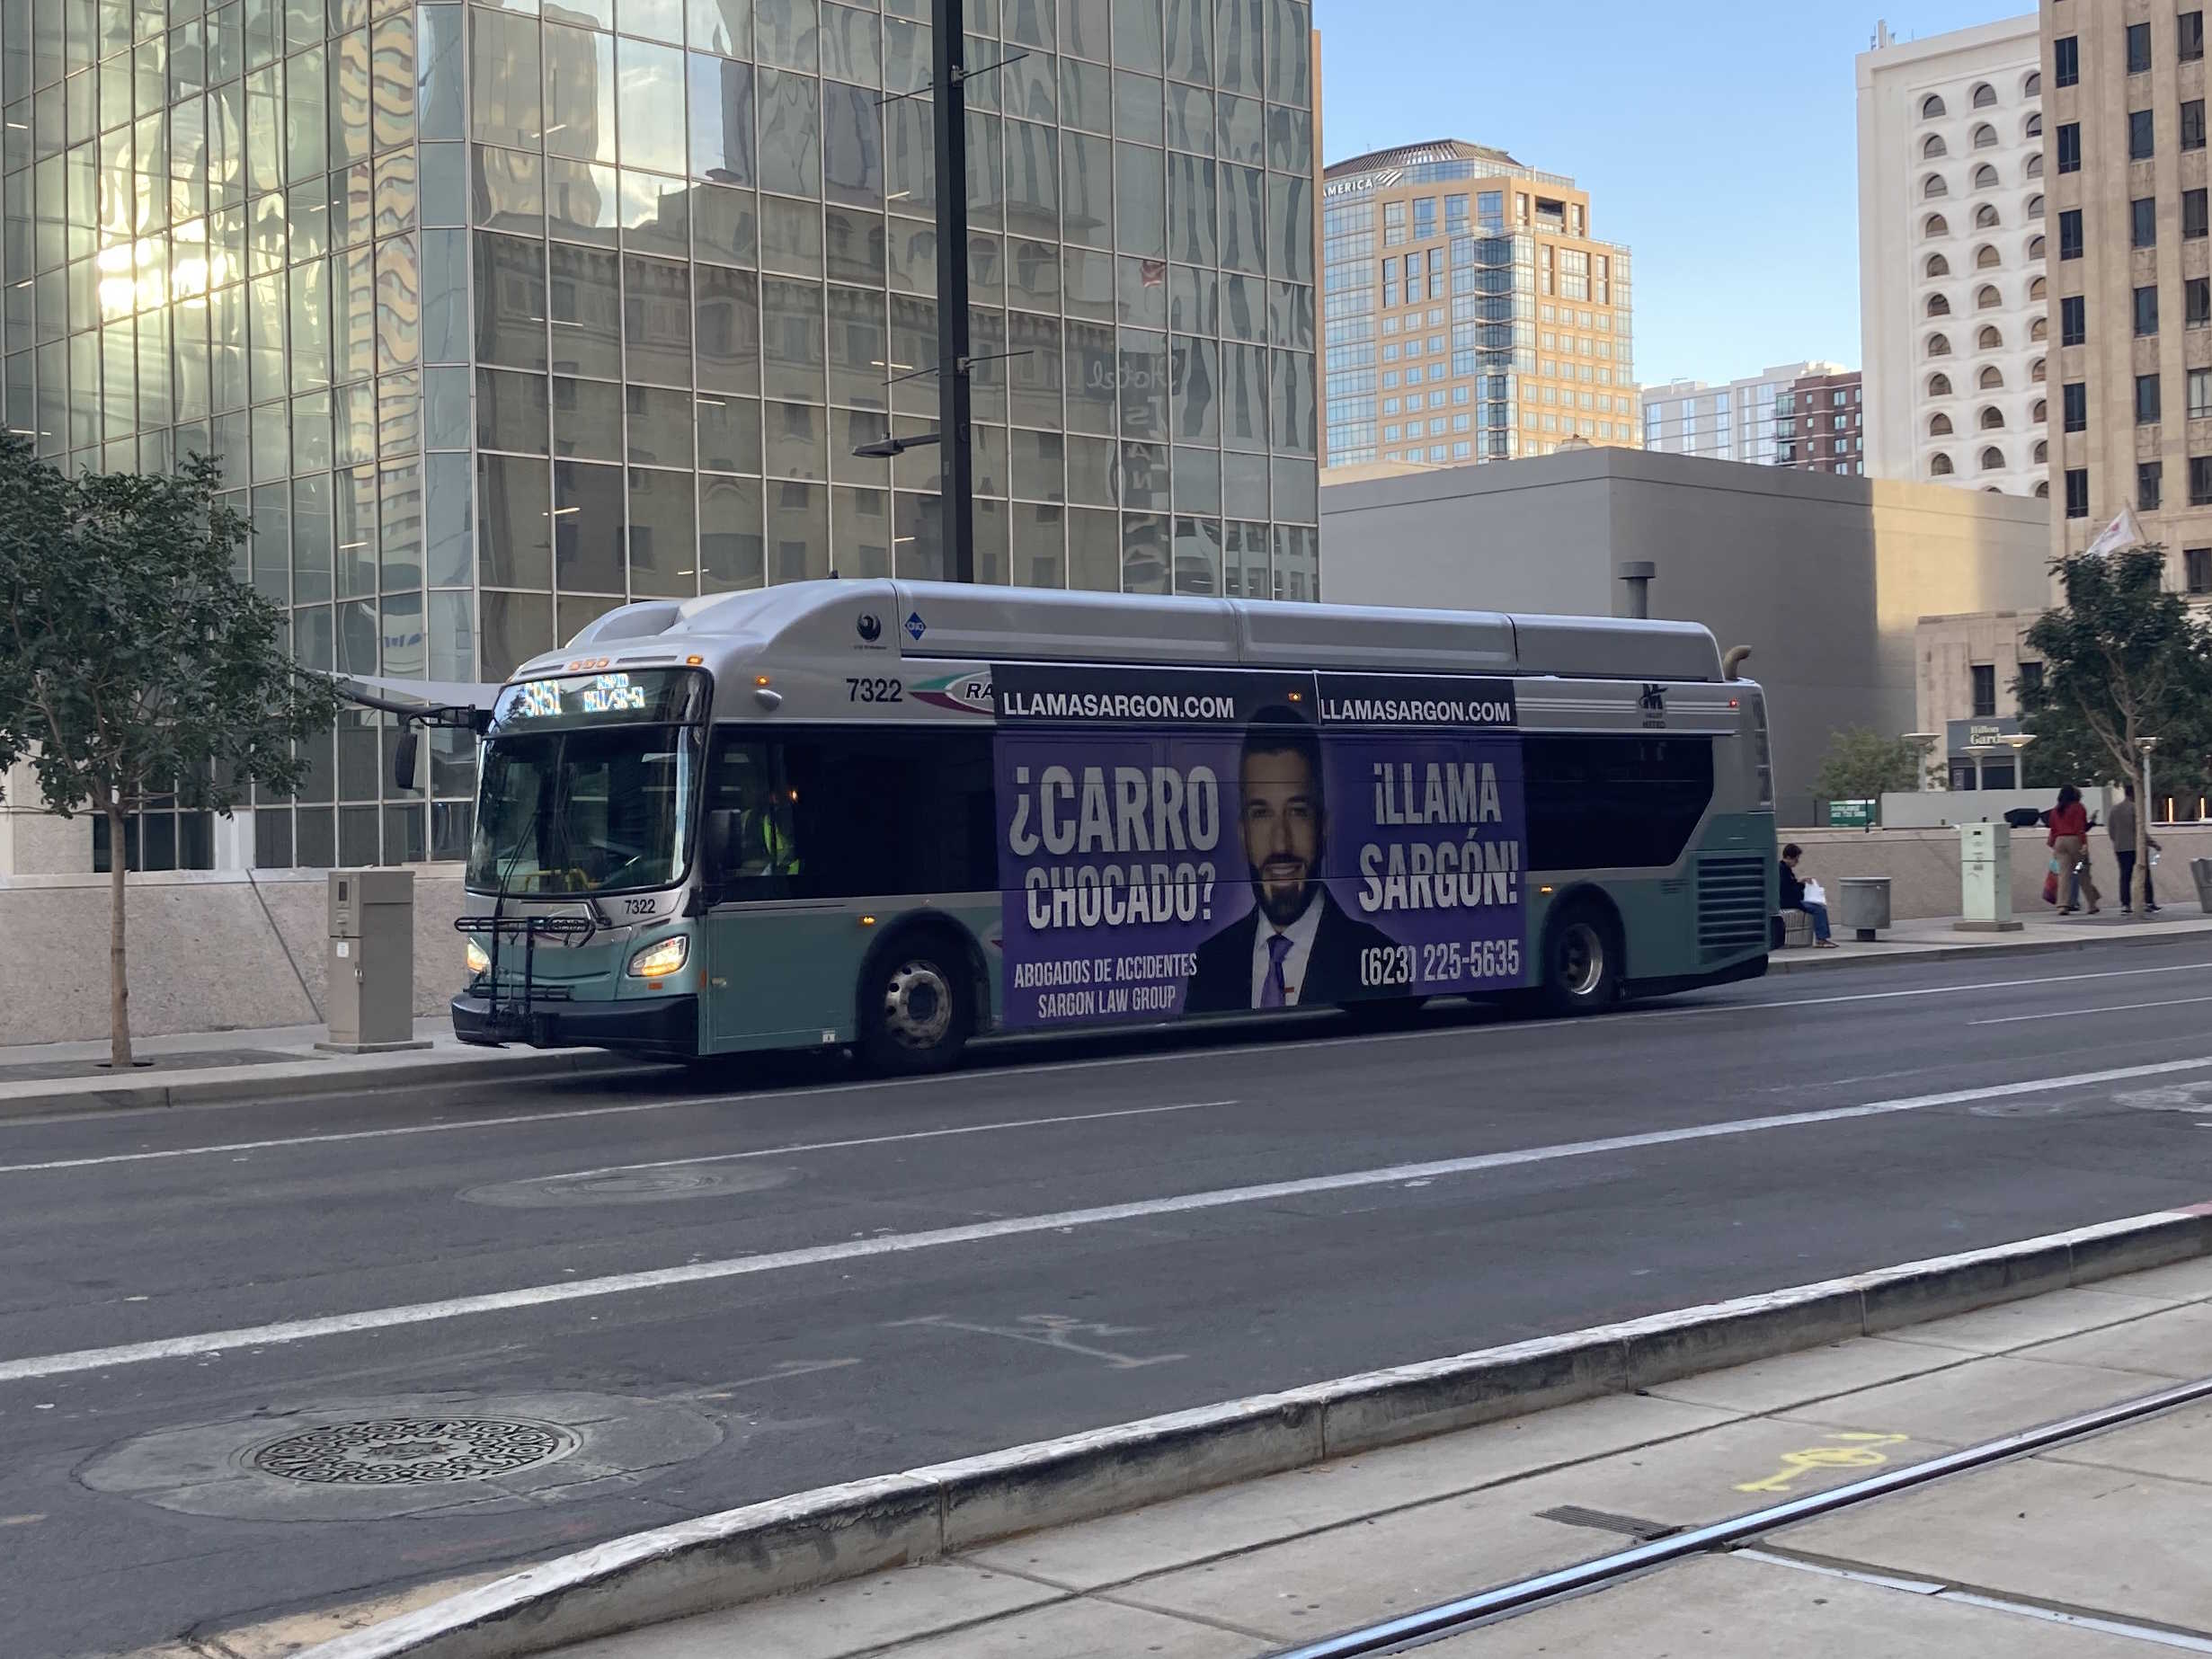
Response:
[0,0,1322,870]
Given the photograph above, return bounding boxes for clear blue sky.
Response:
[1310,1,2027,386]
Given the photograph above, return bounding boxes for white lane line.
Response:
[5,1054,2208,1385]
[10,955,2210,1175]
[1971,995,2212,1027]
[0,1099,1239,1177]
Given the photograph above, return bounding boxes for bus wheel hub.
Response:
[884,961,952,1047]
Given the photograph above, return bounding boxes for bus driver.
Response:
[1183,710,1394,1014]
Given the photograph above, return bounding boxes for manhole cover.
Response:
[248,1418,580,1485]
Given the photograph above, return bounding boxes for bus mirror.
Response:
[392,724,420,792]
[705,810,738,881]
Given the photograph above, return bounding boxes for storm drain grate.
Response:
[248,1418,580,1485]
[1533,1504,1681,1540]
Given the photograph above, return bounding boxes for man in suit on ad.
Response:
[1184,710,1397,1014]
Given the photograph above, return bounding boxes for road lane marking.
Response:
[0,1098,1241,1176]
[1970,995,2212,1027]
[5,1054,2209,1385]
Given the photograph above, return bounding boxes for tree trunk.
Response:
[108,801,133,1069]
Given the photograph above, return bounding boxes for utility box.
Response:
[319,869,429,1053]
[1836,875,1892,942]
[1956,822,2022,933]
[2193,857,2212,914]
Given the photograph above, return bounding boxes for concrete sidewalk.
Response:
[0,1016,654,1117]
[538,1254,2212,1659]
[1767,903,2211,971]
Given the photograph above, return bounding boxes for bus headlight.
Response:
[627,936,688,979]
[466,938,490,976]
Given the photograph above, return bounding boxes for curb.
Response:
[0,1049,655,1120]
[1767,919,2212,974]
[297,1202,2212,1659]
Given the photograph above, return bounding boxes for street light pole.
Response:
[931,0,975,582]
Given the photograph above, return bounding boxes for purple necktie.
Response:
[1261,932,1293,1008]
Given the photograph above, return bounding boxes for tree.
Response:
[2020,546,2212,895]
[0,439,343,1066]
[1815,725,1924,808]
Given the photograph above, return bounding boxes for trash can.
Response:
[2194,857,2212,914]
[318,869,431,1053]
[1956,822,2021,933]
[1837,875,1892,943]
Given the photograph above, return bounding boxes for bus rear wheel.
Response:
[859,941,973,1075]
[1540,900,1621,1017]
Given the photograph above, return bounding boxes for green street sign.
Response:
[1828,799,1878,828]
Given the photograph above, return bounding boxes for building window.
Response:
[2194,457,2212,504]
[1971,664,1998,718]
[2056,37,2079,86]
[2192,278,2212,327]
[2131,110,2158,158]
[2191,191,2212,241]
[1974,163,2001,190]
[1924,173,1949,199]
[2187,547,2212,593]
[2134,198,2158,247]
[1923,93,1948,119]
[1980,445,2006,472]
[2192,369,2212,418]
[2189,101,2210,151]
[2066,468,2091,518]
[2018,661,2045,699]
[2136,285,2162,335]
[2062,295,2087,345]
[1930,452,1955,477]
[2141,460,2164,510]
[2186,12,2208,63]
[2064,380,2088,430]
[2139,374,2163,424]
[2060,209,2083,259]
[2058,123,2083,173]
[1972,82,1996,109]
[2128,21,2154,73]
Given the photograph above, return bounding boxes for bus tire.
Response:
[1539,898,1621,1017]
[858,931,973,1075]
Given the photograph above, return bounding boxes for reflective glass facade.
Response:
[1,0,1321,869]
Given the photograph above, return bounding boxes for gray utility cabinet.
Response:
[324,869,417,1051]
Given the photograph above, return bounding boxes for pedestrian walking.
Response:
[2109,784,2162,916]
[2048,785,2101,915]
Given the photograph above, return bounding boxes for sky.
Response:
[1308,0,2027,387]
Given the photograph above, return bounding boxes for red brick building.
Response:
[1774,369,1866,475]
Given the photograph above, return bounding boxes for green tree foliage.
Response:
[2019,546,2212,875]
[0,439,343,1064]
[1815,725,1924,807]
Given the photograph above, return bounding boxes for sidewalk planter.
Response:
[1837,876,1892,942]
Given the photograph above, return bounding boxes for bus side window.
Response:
[702,736,800,892]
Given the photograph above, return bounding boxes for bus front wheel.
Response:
[1540,900,1621,1017]
[859,939,973,1075]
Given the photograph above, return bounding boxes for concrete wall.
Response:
[1783,824,2212,921]
[0,867,471,1046]
[1319,447,2049,822]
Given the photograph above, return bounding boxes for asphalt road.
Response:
[8,940,2212,1658]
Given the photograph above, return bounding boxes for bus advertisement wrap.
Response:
[992,668,1527,1029]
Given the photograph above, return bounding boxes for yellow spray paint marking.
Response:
[1736,1433,1910,1495]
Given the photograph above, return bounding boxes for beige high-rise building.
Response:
[2044,0,2212,600]
[1319,141,1638,471]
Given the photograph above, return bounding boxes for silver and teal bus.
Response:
[453,580,1776,1074]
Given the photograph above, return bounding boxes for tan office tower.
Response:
[1319,141,1638,470]
[2044,2,2212,599]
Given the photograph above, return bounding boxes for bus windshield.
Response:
[467,726,702,895]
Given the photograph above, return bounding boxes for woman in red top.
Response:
[2048,785,2101,914]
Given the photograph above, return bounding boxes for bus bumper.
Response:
[451,992,699,1058]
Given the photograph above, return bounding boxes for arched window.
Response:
[1926,253,1952,277]
[2033,439,2048,464]
[1976,203,2001,228]
[2025,152,2043,179]
[1975,244,2001,269]
[2031,356,2047,383]
[1971,82,1996,108]
[1925,173,1950,198]
[1977,284,2002,308]
[1972,122,1998,148]
[1974,163,2001,190]
[1923,133,1949,158]
[1978,324,2003,350]
[1930,413,1955,436]
[1925,212,1950,238]
[1929,372,1953,396]
[1928,333,1953,357]
[1980,406,2005,429]
[2027,192,2045,219]
[1979,365,2004,389]
[2029,234,2046,260]
[1930,452,1956,476]
[1984,485,2003,494]
[2030,315,2048,341]
[1980,446,2004,470]
[1923,93,1948,119]
[2024,71,2041,98]
[2035,480,2049,499]
[2030,274,2046,299]
[1927,292,1952,316]
[2032,397,2047,422]
[2025,112,2042,138]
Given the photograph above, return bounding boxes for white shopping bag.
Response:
[1802,880,1827,907]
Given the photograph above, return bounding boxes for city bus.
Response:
[451,580,1776,1074]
